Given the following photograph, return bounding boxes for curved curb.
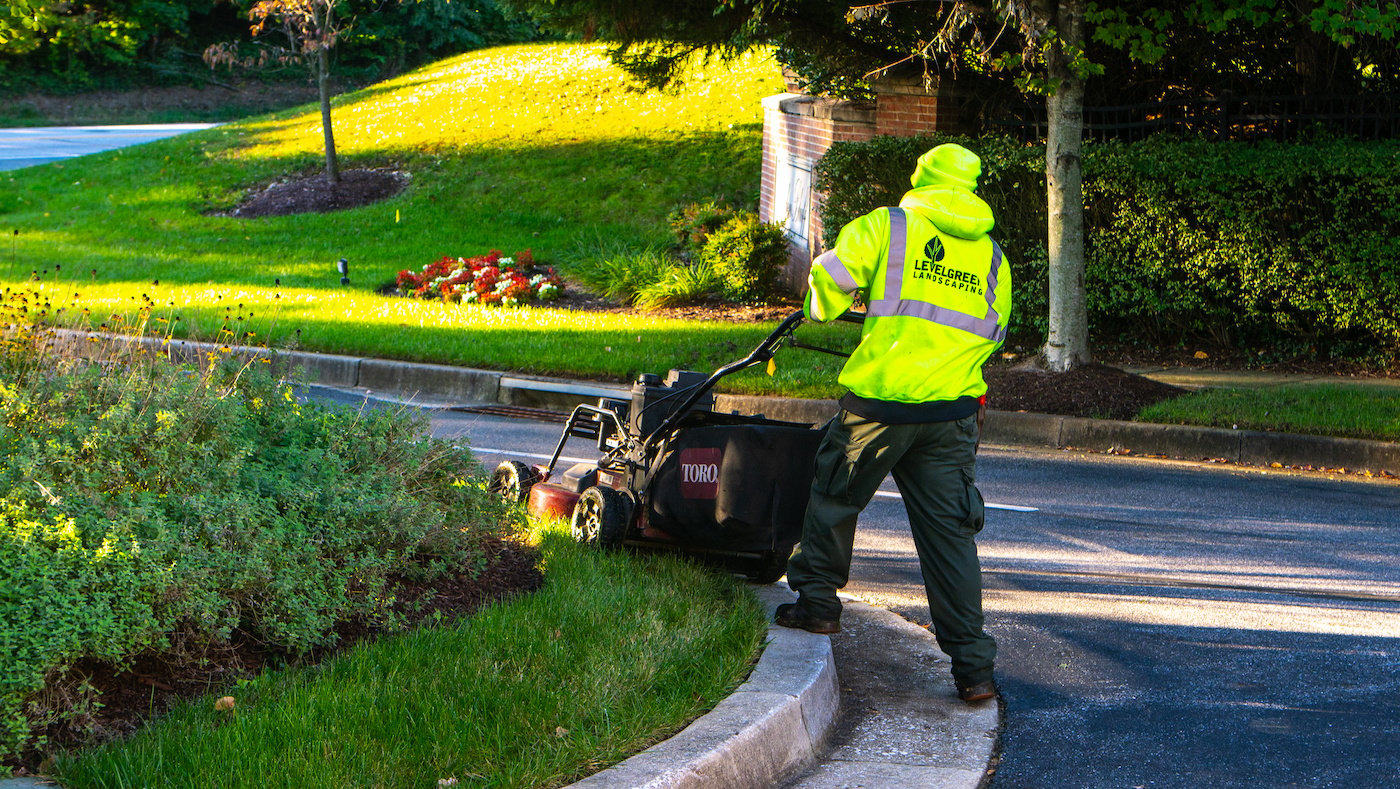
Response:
[564,585,838,789]
[796,595,999,789]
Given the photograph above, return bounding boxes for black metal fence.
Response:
[988,93,1400,142]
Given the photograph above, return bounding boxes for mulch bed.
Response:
[9,538,542,776]
[228,168,410,218]
[983,361,1188,420]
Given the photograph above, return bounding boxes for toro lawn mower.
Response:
[489,309,858,583]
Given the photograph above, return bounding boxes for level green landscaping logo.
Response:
[912,236,981,293]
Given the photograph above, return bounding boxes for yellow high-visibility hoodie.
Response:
[804,184,1012,422]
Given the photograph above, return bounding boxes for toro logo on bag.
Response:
[679,447,722,499]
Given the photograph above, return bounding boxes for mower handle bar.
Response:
[642,308,864,448]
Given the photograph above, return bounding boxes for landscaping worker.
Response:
[776,142,1010,704]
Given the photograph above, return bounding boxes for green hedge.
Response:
[0,333,509,761]
[814,133,1400,361]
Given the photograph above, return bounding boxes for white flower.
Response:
[498,257,514,267]
[463,291,478,302]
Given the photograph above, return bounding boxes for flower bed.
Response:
[396,250,564,306]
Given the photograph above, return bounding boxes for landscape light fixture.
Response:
[337,258,350,286]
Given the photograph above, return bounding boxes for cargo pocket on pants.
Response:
[959,470,986,536]
[814,413,866,503]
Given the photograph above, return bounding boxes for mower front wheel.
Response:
[490,460,541,504]
[571,486,631,549]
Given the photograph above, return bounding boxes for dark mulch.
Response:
[229,168,410,218]
[984,361,1189,420]
[10,538,542,775]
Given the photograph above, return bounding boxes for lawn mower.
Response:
[489,308,858,583]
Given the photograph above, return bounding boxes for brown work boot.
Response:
[957,679,998,703]
[774,603,840,634]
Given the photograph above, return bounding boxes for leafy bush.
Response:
[570,208,790,308]
[0,295,512,761]
[568,243,678,304]
[698,212,793,303]
[0,0,539,92]
[1084,135,1400,357]
[814,132,1400,361]
[668,201,740,250]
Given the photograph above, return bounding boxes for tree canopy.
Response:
[502,0,1400,102]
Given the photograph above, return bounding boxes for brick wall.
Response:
[759,94,875,292]
[761,72,968,293]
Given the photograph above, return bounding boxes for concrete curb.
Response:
[790,595,999,789]
[70,333,1397,474]
[979,409,1400,473]
[564,584,839,789]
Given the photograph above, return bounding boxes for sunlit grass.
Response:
[28,276,862,398]
[1136,384,1400,442]
[1,42,806,393]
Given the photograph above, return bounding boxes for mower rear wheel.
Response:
[490,460,541,504]
[749,549,793,584]
[571,486,630,549]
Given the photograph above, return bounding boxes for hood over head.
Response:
[899,185,995,240]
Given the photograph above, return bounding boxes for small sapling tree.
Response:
[205,0,347,182]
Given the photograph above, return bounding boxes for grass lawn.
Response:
[51,524,767,789]
[1138,383,1400,443]
[1,42,872,397]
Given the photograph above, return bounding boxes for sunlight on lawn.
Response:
[1,42,795,389]
[239,43,779,160]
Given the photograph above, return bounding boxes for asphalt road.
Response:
[855,448,1400,789]
[308,389,1400,788]
[0,124,217,171]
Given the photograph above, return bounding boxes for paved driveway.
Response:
[0,123,217,170]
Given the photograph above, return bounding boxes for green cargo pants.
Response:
[786,410,997,686]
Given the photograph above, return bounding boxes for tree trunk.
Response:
[318,45,340,183]
[1042,0,1090,372]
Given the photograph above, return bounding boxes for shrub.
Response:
[814,132,1400,362]
[0,296,512,761]
[668,201,740,250]
[699,213,792,303]
[568,244,677,303]
[1083,135,1400,357]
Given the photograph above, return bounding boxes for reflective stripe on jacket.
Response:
[804,185,1012,406]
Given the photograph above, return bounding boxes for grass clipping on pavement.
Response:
[53,523,767,789]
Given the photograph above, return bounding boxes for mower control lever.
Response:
[641,309,806,450]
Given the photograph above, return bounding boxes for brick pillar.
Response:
[872,71,974,137]
[759,71,969,294]
[759,94,875,293]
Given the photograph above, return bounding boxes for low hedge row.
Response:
[814,133,1400,362]
[0,328,509,762]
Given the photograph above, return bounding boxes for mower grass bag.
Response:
[648,415,823,553]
